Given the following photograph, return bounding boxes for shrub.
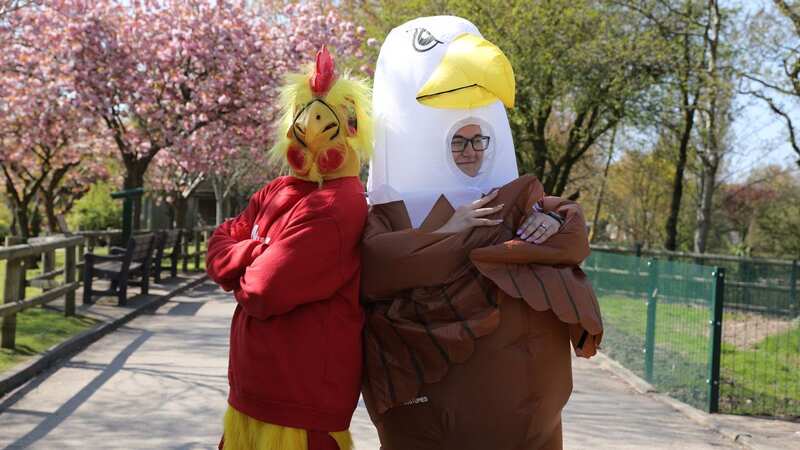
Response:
[69,182,122,231]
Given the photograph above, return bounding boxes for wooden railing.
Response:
[73,226,215,274]
[75,229,122,255]
[181,226,215,272]
[0,235,83,349]
[0,225,216,350]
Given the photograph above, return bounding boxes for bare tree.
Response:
[694,0,736,253]
[589,127,618,243]
[623,0,716,250]
[743,0,800,169]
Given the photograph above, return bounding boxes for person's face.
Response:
[450,124,488,177]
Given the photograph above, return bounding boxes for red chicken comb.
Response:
[309,45,336,97]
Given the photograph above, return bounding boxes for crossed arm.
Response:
[206,193,347,320]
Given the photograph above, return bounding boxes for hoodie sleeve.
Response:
[206,187,269,292]
[232,197,363,320]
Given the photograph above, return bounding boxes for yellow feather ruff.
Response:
[222,405,353,450]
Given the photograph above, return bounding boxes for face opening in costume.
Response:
[450,123,490,178]
[442,117,496,188]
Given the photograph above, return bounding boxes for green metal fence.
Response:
[583,252,724,412]
[588,246,800,418]
[584,249,800,417]
[716,260,799,417]
[593,246,799,315]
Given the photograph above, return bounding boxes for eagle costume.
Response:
[206,47,372,450]
[361,16,603,450]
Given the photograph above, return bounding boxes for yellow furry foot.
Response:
[222,405,352,450]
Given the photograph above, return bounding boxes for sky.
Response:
[725,0,800,181]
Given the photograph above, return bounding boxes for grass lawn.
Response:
[0,306,97,373]
[598,295,800,417]
[0,248,104,374]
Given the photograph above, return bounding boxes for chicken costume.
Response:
[206,47,371,450]
[362,17,603,449]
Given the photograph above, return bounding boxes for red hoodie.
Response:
[206,176,367,432]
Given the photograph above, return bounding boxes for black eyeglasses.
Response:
[451,135,490,153]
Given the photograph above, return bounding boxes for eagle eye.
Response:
[412,28,443,52]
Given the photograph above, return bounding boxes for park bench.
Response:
[82,233,155,306]
[152,229,182,283]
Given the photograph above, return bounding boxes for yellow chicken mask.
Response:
[270,46,373,184]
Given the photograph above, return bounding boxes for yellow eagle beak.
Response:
[416,33,515,109]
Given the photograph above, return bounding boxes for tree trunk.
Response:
[693,163,718,253]
[42,191,60,233]
[664,0,709,251]
[590,127,618,243]
[1,165,42,240]
[216,198,224,225]
[664,107,694,251]
[174,196,189,230]
[211,175,225,226]
[41,165,74,233]
[12,205,30,240]
[694,0,725,254]
[30,205,42,237]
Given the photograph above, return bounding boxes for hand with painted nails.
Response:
[517,210,561,244]
[434,189,504,234]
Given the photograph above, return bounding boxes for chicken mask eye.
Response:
[412,28,443,52]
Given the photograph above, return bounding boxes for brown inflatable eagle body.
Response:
[361,16,603,450]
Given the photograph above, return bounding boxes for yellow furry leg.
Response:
[329,431,353,450]
[222,405,353,450]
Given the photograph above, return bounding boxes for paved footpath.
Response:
[0,282,779,449]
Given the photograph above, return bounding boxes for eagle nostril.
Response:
[316,114,321,120]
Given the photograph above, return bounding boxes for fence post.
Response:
[77,241,85,258]
[1,256,24,350]
[194,229,201,270]
[41,249,55,292]
[182,229,190,272]
[644,259,658,383]
[740,259,752,305]
[790,260,798,317]
[65,244,76,317]
[707,267,725,413]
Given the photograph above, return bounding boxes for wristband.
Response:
[545,211,565,226]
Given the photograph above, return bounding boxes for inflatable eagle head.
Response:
[367,16,519,227]
[270,46,373,184]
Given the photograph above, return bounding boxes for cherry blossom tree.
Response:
[0,3,107,237]
[2,0,367,236]
[0,0,36,18]
[146,149,209,230]
[141,0,367,226]
[59,0,289,229]
[40,153,117,233]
